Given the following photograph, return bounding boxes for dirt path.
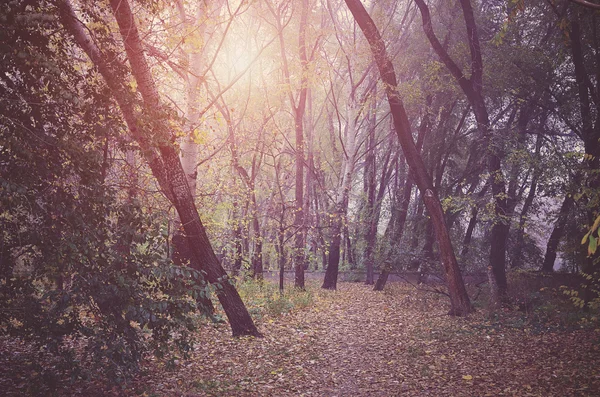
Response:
[4,283,599,396]
[135,283,600,396]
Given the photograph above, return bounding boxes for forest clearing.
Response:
[3,281,600,396]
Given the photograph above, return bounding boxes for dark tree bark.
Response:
[542,194,574,273]
[59,0,261,336]
[374,107,429,291]
[171,229,215,315]
[512,133,544,268]
[415,0,509,304]
[322,214,342,290]
[344,0,472,315]
[569,13,600,306]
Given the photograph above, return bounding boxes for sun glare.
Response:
[215,21,258,83]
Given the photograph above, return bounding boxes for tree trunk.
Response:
[374,108,428,291]
[322,213,342,290]
[364,115,377,285]
[59,0,261,336]
[542,194,574,273]
[363,97,394,285]
[460,180,489,257]
[293,0,310,289]
[415,0,509,305]
[460,207,479,258]
[345,0,472,315]
[512,133,543,268]
[322,94,361,289]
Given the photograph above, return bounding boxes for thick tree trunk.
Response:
[345,0,472,315]
[569,15,600,309]
[172,0,224,293]
[59,0,260,336]
[322,213,342,290]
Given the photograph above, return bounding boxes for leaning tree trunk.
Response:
[171,0,222,307]
[59,0,260,336]
[374,171,414,291]
[345,0,472,315]
[512,133,543,268]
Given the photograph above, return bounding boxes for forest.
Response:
[1,0,600,395]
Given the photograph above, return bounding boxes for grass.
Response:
[235,277,315,320]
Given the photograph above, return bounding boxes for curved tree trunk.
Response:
[345,0,472,315]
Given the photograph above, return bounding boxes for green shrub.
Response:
[236,279,314,319]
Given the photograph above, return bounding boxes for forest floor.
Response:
[3,281,600,396]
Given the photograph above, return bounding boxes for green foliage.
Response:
[582,215,600,256]
[0,1,207,390]
[472,271,599,330]
[561,270,600,313]
[236,279,313,319]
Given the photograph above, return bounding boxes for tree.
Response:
[344,0,473,315]
[414,0,511,305]
[265,0,311,289]
[58,0,261,337]
[0,0,211,384]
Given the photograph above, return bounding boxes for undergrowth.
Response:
[469,271,600,332]
[235,278,315,320]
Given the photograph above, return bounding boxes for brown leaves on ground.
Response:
[3,282,600,396]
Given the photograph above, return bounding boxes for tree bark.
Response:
[364,111,377,285]
[542,194,574,273]
[322,84,363,289]
[512,133,543,268]
[415,0,509,304]
[374,108,429,291]
[172,0,223,293]
[59,0,260,336]
[344,0,472,315]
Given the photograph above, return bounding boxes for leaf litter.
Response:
[2,282,600,396]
